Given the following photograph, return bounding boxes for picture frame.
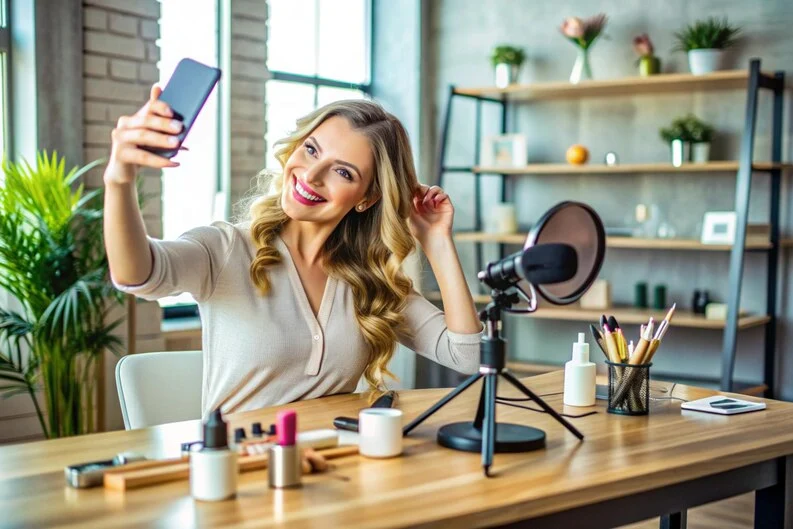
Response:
[700,211,737,245]
[480,134,528,167]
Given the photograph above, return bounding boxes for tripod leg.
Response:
[482,374,498,477]
[501,371,584,441]
[403,373,482,436]
[473,382,486,429]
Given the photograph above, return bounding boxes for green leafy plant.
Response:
[490,45,525,67]
[659,114,714,143]
[684,114,714,143]
[673,17,741,51]
[0,151,126,438]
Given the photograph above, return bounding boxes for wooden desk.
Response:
[1,372,791,528]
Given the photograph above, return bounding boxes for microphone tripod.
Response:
[402,289,585,477]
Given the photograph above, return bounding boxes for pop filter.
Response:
[522,201,606,305]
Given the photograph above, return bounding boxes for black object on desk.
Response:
[333,390,397,432]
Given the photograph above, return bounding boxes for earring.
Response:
[357,204,365,212]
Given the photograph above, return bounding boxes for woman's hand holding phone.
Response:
[103,84,184,186]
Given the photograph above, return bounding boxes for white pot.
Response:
[670,139,690,167]
[688,49,725,75]
[495,63,520,88]
[692,142,711,163]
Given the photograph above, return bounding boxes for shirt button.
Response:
[313,335,320,341]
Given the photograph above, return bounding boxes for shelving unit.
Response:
[430,59,786,396]
[471,161,793,175]
[454,233,773,251]
[424,291,770,330]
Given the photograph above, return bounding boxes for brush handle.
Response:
[104,445,360,491]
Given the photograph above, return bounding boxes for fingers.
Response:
[122,113,182,135]
[114,145,179,168]
[113,126,181,151]
[421,185,444,207]
[149,83,162,101]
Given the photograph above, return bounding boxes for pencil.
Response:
[602,324,621,364]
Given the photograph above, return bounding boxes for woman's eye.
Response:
[305,144,316,156]
[337,168,352,180]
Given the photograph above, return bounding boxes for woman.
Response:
[104,85,482,416]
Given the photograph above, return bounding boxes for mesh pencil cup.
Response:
[606,361,652,416]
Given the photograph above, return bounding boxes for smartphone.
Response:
[143,57,221,158]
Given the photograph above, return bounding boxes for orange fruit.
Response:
[566,144,589,165]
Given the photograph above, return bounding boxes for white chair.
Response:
[115,351,203,430]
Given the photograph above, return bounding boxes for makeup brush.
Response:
[589,323,608,359]
[600,314,608,331]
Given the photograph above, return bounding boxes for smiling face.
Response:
[280,116,375,228]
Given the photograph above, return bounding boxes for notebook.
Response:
[681,395,766,415]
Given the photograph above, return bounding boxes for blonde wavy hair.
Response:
[245,99,420,396]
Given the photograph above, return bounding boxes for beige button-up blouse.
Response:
[113,221,482,417]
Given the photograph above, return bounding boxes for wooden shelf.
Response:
[454,69,769,101]
[505,361,767,396]
[471,161,793,175]
[424,292,769,330]
[454,232,773,251]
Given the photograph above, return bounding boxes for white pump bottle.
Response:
[563,333,596,407]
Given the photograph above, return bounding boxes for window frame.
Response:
[265,0,373,170]
[0,0,12,158]
[267,0,373,104]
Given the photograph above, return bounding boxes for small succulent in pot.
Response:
[491,45,525,88]
[674,17,741,75]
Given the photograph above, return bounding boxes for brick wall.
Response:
[229,0,267,211]
[82,0,164,431]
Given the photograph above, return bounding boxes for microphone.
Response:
[477,244,578,291]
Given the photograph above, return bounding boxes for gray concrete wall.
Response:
[426,0,793,399]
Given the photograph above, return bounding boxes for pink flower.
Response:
[633,33,654,57]
[561,17,585,39]
[560,13,607,49]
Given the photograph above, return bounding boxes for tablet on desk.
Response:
[681,396,766,415]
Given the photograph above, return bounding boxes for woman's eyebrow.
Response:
[308,136,323,153]
[336,160,361,177]
[309,135,362,177]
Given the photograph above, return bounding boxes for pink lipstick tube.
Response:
[268,409,301,488]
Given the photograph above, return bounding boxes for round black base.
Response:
[437,421,546,453]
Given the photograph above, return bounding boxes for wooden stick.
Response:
[104,445,360,491]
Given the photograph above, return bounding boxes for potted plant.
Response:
[660,118,692,167]
[673,17,741,75]
[0,152,126,438]
[491,45,525,88]
[684,114,715,163]
[559,13,608,84]
[633,33,660,76]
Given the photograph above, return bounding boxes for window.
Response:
[157,0,222,310]
[0,0,10,159]
[265,0,371,169]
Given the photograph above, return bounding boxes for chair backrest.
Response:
[115,351,203,430]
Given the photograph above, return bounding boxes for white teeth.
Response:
[295,179,324,202]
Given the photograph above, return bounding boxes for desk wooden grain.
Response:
[1,372,792,528]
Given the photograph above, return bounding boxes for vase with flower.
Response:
[633,33,660,76]
[560,13,607,84]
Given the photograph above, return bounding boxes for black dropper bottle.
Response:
[190,408,237,501]
[203,409,229,449]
